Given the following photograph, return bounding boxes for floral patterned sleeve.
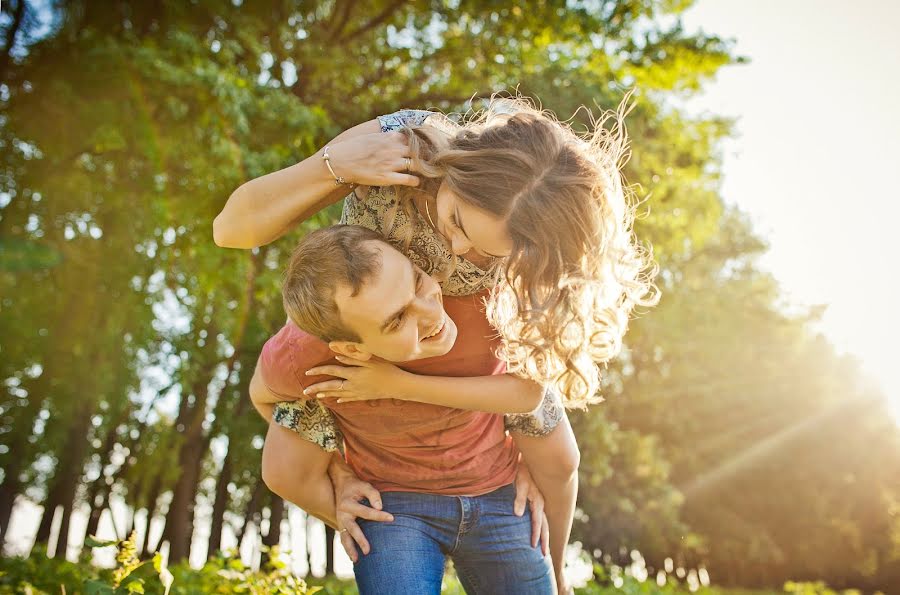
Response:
[377,109,435,132]
[504,387,565,437]
[259,327,344,453]
[272,400,343,453]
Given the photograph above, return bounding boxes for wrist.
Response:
[327,456,354,486]
[392,369,421,402]
[321,145,355,187]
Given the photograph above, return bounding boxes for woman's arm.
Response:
[304,356,545,414]
[213,120,419,249]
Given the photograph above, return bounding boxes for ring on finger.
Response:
[405,157,411,172]
[339,380,345,390]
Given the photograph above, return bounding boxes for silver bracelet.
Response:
[322,146,354,186]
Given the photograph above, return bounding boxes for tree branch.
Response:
[328,0,358,40]
[337,0,406,43]
[0,0,26,82]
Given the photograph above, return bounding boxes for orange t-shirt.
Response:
[258,291,518,496]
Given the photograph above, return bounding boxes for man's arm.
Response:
[249,355,299,422]
[261,420,340,528]
[512,415,580,594]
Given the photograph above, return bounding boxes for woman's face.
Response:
[434,182,514,259]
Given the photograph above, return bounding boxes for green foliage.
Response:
[0,0,897,593]
[5,552,861,595]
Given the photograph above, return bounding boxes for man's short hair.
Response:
[282,225,387,342]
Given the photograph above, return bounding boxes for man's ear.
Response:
[328,341,373,361]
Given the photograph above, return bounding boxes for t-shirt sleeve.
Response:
[377,109,436,132]
[258,326,308,401]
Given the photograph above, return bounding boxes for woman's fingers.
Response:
[305,365,352,377]
[334,354,370,365]
[303,380,344,394]
[316,392,377,401]
[387,173,420,187]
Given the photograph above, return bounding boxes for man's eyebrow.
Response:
[379,261,419,333]
[455,206,506,258]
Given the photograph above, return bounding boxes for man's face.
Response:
[333,241,458,362]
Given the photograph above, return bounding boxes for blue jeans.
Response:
[353,483,554,595]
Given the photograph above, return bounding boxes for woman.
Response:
[215,95,659,592]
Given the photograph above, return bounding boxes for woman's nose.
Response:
[450,233,471,255]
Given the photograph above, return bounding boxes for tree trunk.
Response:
[206,447,233,558]
[139,475,163,559]
[324,525,336,575]
[34,498,60,549]
[84,490,106,541]
[0,0,26,83]
[0,482,20,547]
[260,492,284,567]
[49,407,92,559]
[235,479,264,548]
[160,425,206,563]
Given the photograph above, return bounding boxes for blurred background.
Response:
[0,1,897,593]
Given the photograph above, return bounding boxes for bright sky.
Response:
[681,0,900,422]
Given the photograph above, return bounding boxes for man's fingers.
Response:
[541,512,550,556]
[344,500,394,522]
[339,529,358,563]
[530,494,545,520]
[361,485,384,510]
[340,518,371,556]
[530,497,545,548]
[513,479,527,516]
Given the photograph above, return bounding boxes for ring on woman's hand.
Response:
[339,528,348,533]
[405,157,411,172]
[339,380,345,390]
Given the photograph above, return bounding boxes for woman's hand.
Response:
[326,131,420,188]
[304,354,413,402]
[513,463,550,556]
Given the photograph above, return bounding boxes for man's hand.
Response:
[304,354,413,402]
[328,457,394,562]
[513,463,550,556]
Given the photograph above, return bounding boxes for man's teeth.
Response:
[423,320,444,339]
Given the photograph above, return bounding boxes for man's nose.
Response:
[413,290,443,319]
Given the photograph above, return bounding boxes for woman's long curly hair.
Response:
[395,94,660,408]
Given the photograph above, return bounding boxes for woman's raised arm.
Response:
[213,119,419,249]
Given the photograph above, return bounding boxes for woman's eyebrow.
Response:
[455,207,505,258]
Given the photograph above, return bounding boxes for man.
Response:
[251,225,577,594]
